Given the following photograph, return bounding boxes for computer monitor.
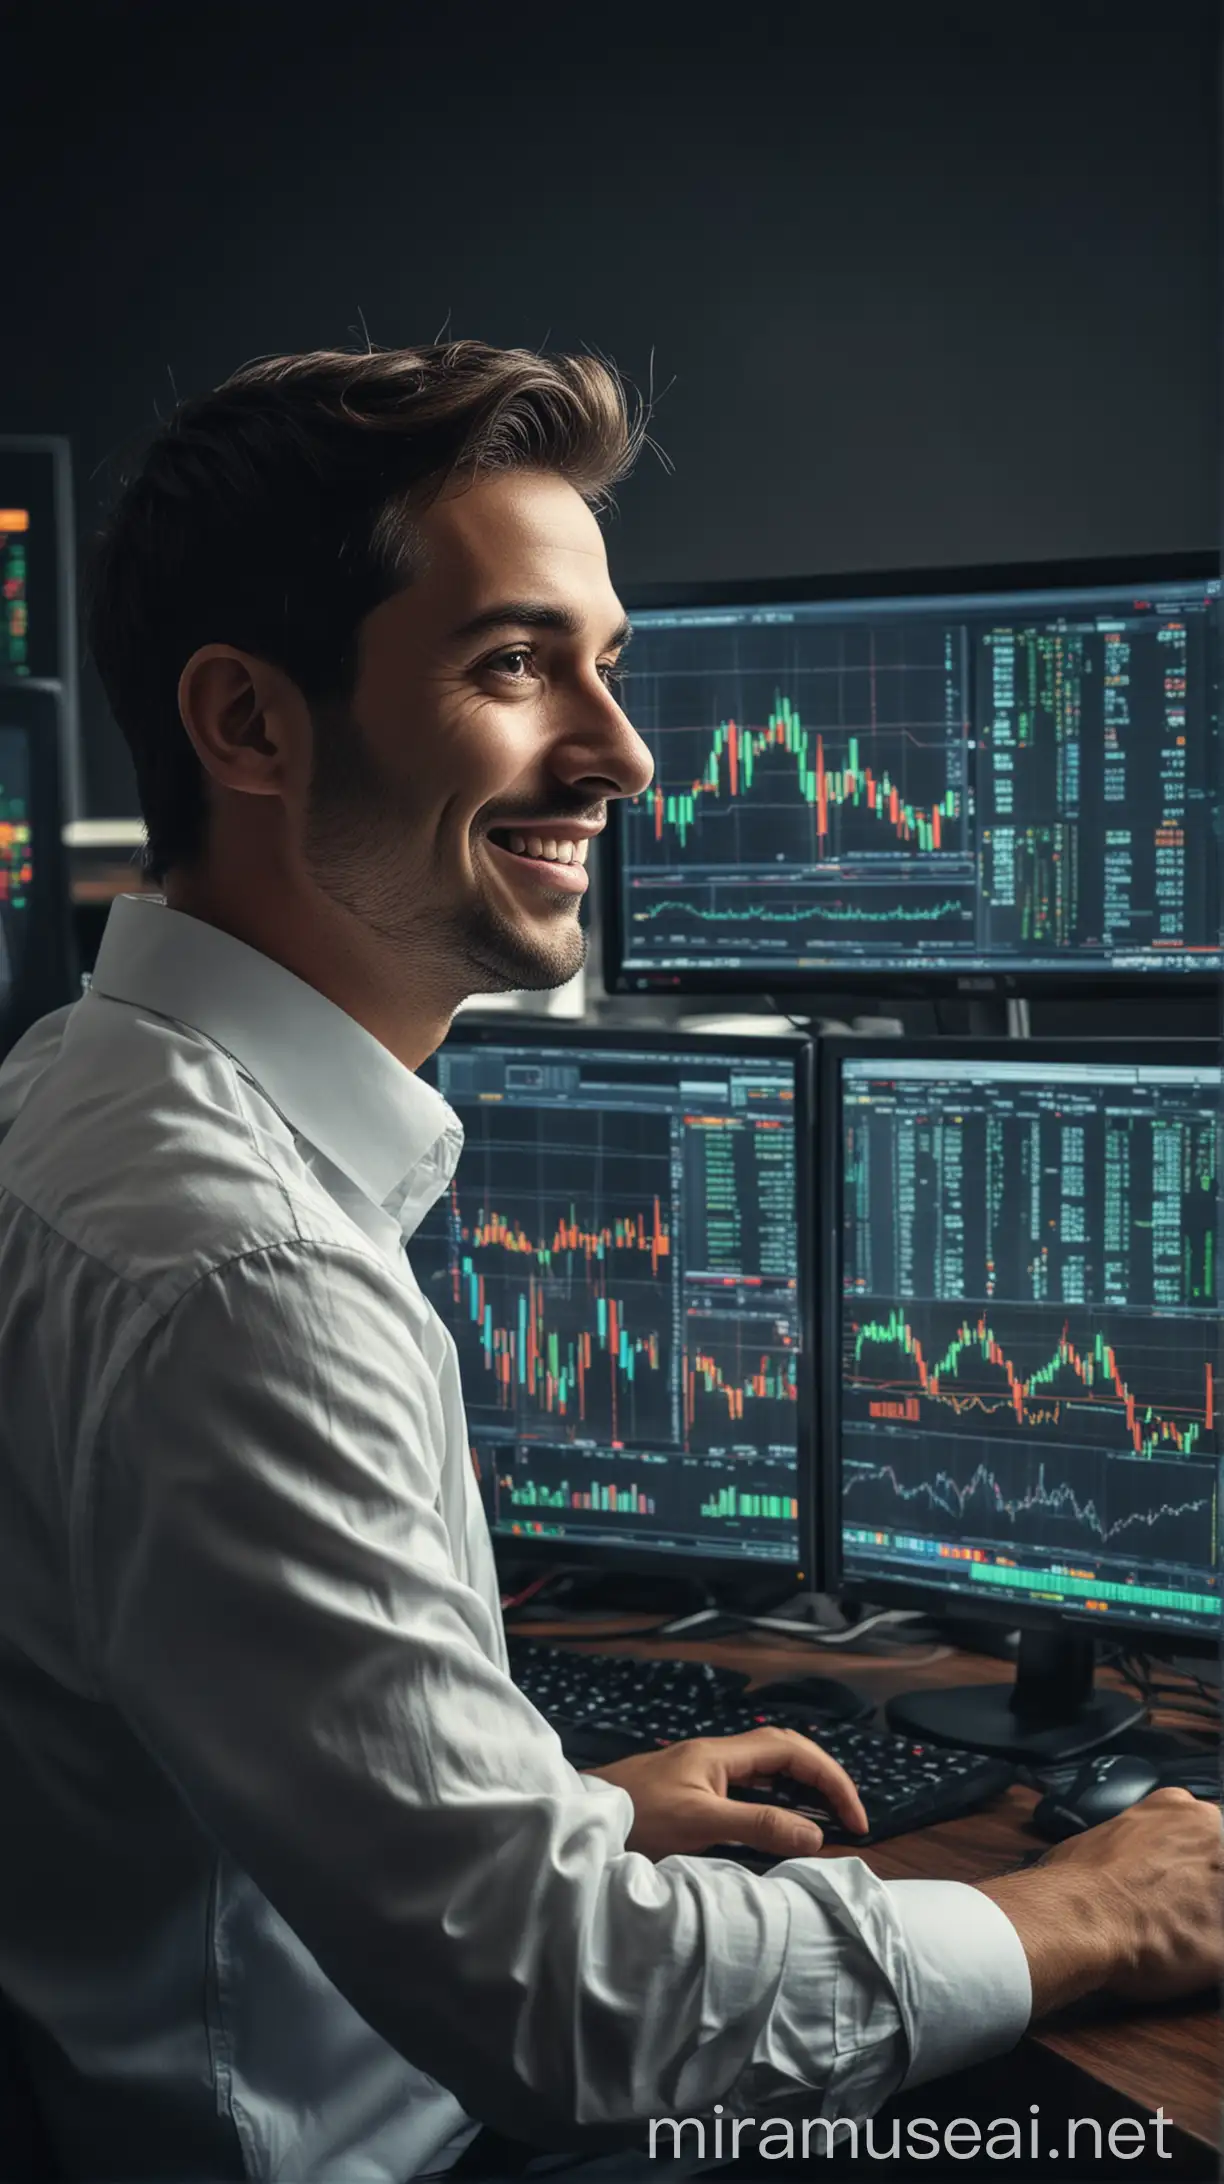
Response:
[0,436,81,821]
[0,685,77,1057]
[820,1036,1220,1760]
[606,555,1221,996]
[410,1024,816,1583]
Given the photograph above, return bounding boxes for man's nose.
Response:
[554,688,654,800]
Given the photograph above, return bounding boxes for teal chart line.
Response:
[631,898,966,926]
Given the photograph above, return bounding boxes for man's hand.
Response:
[585,1727,868,1862]
[979,1787,1224,2017]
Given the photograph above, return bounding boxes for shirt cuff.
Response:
[887,1879,1033,2089]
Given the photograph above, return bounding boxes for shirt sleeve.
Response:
[82,1238,1032,2146]
[766,1866,1033,2099]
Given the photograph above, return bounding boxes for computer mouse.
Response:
[1032,1754,1162,1842]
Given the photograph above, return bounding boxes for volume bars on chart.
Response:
[621,668,976,954]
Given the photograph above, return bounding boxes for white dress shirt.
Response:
[0,896,1031,2182]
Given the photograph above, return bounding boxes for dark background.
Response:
[1,0,1219,820]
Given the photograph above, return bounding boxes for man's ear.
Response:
[177,645,306,800]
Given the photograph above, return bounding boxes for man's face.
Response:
[302,469,654,993]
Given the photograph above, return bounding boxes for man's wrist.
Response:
[976,1865,1125,2018]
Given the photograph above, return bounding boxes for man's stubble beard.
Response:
[302,721,587,997]
[447,889,588,995]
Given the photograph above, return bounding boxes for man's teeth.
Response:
[504,834,587,865]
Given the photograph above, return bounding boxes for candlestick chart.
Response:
[616,612,977,965]
[411,1104,676,1450]
[413,1033,810,1568]
[842,1301,1216,1569]
[845,1304,1213,1463]
[684,1309,800,1456]
[640,699,962,859]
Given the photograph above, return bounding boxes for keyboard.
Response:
[508,1638,1014,1847]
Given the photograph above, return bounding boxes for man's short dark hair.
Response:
[88,344,645,881]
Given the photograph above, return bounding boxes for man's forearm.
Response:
[976,1867,1122,2018]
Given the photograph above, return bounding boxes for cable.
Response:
[660,1605,929,1647]
[1110,1645,1218,1703]
[500,1572,560,1614]
[749,1605,928,1645]
[765,994,817,1035]
[1103,1646,1221,1733]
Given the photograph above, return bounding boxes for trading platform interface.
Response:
[613,573,1221,984]
[836,1054,1220,1636]
[0,726,32,1001]
[409,1038,808,1567]
[0,508,29,675]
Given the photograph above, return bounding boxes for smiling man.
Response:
[133,408,646,1059]
[0,346,1218,2184]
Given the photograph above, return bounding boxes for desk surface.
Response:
[519,1617,1221,2152]
[70,865,154,905]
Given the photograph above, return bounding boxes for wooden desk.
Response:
[520,1618,1221,2162]
[69,865,154,905]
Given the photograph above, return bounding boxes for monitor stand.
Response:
[884,1630,1143,1764]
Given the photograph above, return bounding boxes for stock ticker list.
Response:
[407,1044,805,1564]
[0,726,32,1000]
[0,511,30,676]
[839,1059,1220,1631]
[616,576,1220,981]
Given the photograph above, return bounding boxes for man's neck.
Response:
[161,869,457,1073]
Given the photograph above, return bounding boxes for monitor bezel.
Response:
[604,550,1221,1000]
[423,1016,821,1589]
[0,682,77,1057]
[817,1034,1221,1659]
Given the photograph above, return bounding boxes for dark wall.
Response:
[1,1,1219,817]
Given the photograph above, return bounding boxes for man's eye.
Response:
[488,648,536,679]
[484,650,623,692]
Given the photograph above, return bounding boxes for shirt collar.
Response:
[88,896,463,1235]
